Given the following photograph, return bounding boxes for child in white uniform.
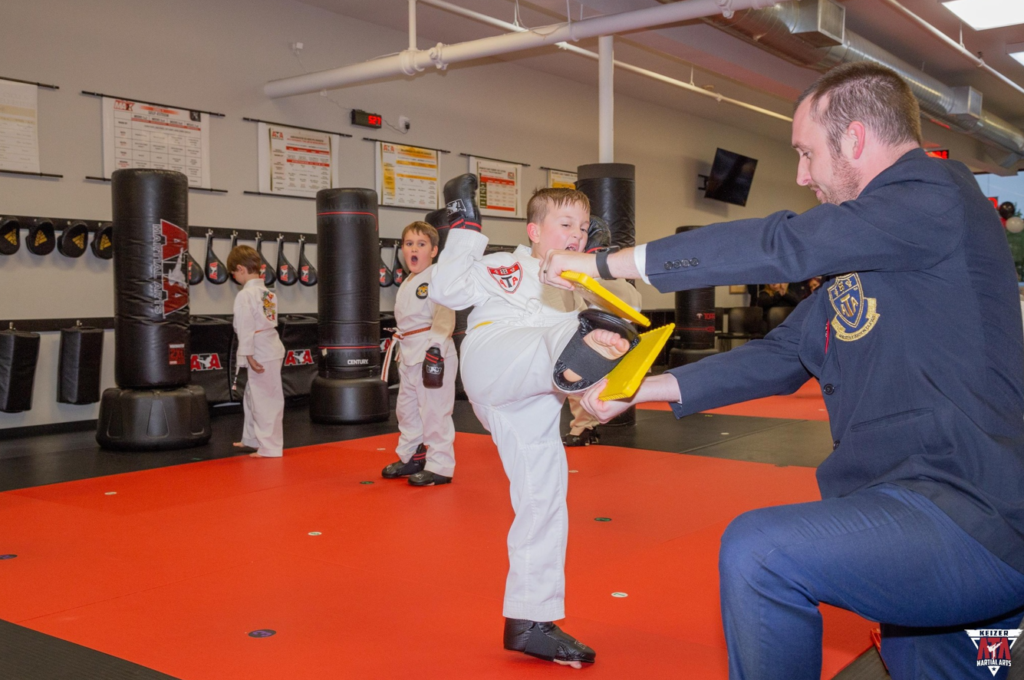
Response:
[430,177,632,668]
[229,245,286,458]
[381,222,458,486]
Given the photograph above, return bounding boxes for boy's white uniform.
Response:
[430,228,582,622]
[393,265,458,477]
[234,278,286,457]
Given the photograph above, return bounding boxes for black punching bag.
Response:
[577,162,637,426]
[674,226,716,349]
[97,169,211,450]
[309,188,389,424]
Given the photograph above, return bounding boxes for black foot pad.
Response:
[503,618,595,665]
[408,470,452,486]
[381,444,426,478]
[562,428,600,447]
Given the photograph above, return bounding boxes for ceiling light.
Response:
[942,0,1024,31]
[1010,42,1024,67]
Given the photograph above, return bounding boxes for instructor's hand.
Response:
[579,379,635,423]
[246,356,265,374]
[540,250,597,290]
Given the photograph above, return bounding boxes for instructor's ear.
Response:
[845,122,866,160]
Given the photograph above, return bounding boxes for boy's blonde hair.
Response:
[227,245,261,274]
[401,221,439,248]
[526,188,590,225]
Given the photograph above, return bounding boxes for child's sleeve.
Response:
[233,290,257,358]
[428,229,491,311]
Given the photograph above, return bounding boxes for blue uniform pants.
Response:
[720,484,1024,680]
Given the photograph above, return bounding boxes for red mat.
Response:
[0,434,871,679]
[638,378,830,421]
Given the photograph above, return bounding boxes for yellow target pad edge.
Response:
[600,323,675,401]
[559,271,673,402]
[560,271,651,327]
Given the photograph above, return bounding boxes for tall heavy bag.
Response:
[310,187,389,424]
[674,226,716,350]
[576,162,637,426]
[576,163,636,251]
[111,169,191,388]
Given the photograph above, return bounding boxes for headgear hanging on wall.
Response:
[0,217,19,256]
[57,221,90,258]
[91,222,113,260]
[26,218,55,256]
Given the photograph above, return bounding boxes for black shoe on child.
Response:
[381,444,427,478]
[562,428,600,447]
[503,618,595,665]
[408,470,452,486]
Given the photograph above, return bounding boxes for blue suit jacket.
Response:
[647,149,1024,573]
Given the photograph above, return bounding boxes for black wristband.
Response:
[595,249,616,280]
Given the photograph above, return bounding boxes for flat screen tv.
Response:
[704,148,758,207]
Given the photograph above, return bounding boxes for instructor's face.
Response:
[792,98,861,206]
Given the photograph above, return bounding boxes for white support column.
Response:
[409,0,418,51]
[598,35,614,163]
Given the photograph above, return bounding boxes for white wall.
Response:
[0,0,816,430]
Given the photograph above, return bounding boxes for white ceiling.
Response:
[295,0,1024,151]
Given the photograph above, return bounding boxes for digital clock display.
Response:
[351,109,383,129]
[926,149,949,159]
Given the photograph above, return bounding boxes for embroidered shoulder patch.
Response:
[828,273,879,341]
[416,283,429,299]
[487,262,522,294]
[261,290,277,322]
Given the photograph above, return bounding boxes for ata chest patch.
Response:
[828,273,879,341]
[416,283,429,299]
[488,262,522,294]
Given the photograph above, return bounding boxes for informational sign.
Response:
[548,169,577,189]
[102,97,211,188]
[471,157,523,218]
[375,142,440,209]
[256,123,342,198]
[0,79,40,174]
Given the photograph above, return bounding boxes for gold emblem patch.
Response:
[828,273,879,341]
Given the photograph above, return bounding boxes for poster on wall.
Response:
[0,79,40,174]
[256,123,342,198]
[470,157,523,219]
[547,169,577,189]
[101,96,211,188]
[375,142,440,209]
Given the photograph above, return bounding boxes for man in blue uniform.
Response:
[541,62,1024,679]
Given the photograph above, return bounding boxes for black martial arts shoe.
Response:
[562,428,600,447]
[503,618,596,665]
[407,470,452,486]
[381,444,426,478]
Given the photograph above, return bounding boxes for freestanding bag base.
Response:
[96,385,211,451]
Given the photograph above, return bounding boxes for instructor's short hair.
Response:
[527,188,590,225]
[796,62,922,157]
[401,221,439,248]
[227,245,261,275]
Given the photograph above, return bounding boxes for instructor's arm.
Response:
[580,373,681,423]
[541,248,642,289]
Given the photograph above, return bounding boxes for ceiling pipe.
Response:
[415,0,794,123]
[875,0,1024,100]
[599,35,615,162]
[702,1,1024,165]
[409,0,417,51]
[264,0,790,99]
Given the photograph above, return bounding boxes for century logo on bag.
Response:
[965,628,1021,676]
